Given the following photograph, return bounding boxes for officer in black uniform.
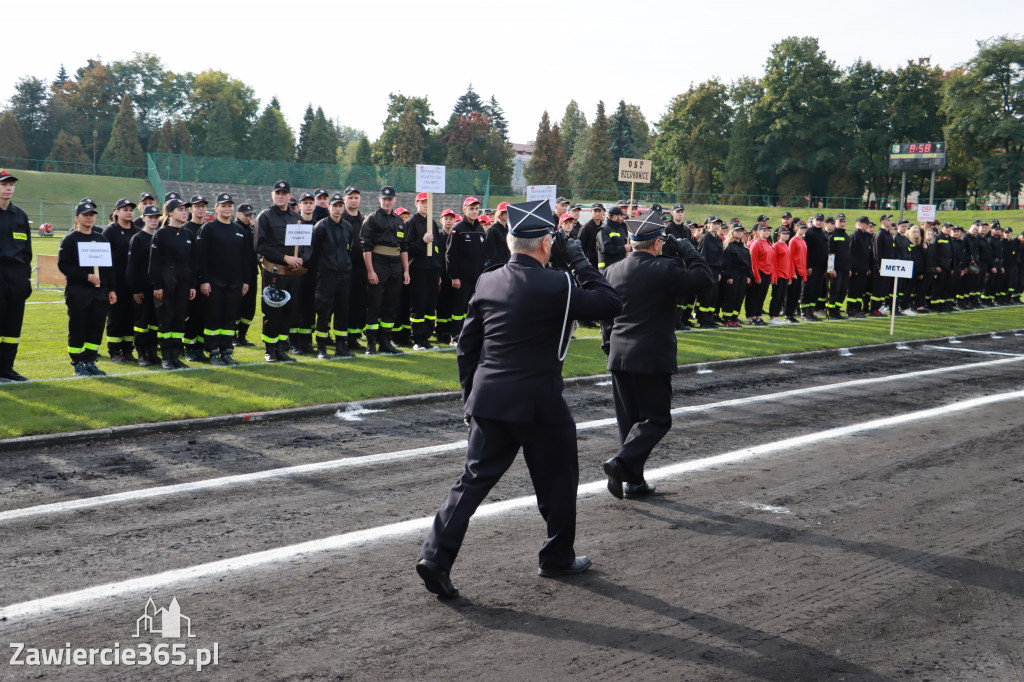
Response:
[197,193,252,366]
[102,197,139,362]
[312,188,330,223]
[361,185,409,355]
[987,222,1006,305]
[125,204,162,366]
[826,214,852,319]
[445,196,487,340]
[870,216,897,314]
[340,187,367,350]
[308,193,356,359]
[405,193,444,350]
[290,192,318,354]
[578,203,605,269]
[801,213,828,320]
[694,217,723,327]
[416,199,623,599]
[950,225,969,309]
[597,206,629,269]
[233,204,258,346]
[601,212,713,498]
[256,180,302,362]
[0,170,32,382]
[927,222,954,311]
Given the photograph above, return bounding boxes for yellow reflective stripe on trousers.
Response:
[0,336,19,344]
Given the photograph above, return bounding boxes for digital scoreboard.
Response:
[888,142,947,170]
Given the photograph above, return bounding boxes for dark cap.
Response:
[756,214,768,222]
[273,180,290,192]
[942,221,953,227]
[880,213,892,220]
[704,216,723,225]
[779,225,793,234]
[313,188,328,197]
[608,206,625,217]
[616,199,629,206]
[237,203,254,214]
[673,203,685,211]
[288,198,297,207]
[75,201,98,216]
[972,219,983,224]
[142,204,161,217]
[163,192,179,202]
[857,215,870,223]
[991,219,1001,227]
[139,192,155,202]
[836,212,847,220]
[825,217,835,224]
[215,192,233,205]
[661,213,672,222]
[343,186,360,196]
[781,211,793,219]
[730,222,746,232]
[649,203,663,213]
[329,193,344,205]
[592,203,606,211]
[897,219,910,225]
[570,203,582,211]
[625,212,665,241]
[555,196,569,205]
[813,213,825,220]
[953,224,965,232]
[507,199,555,237]
[186,195,207,206]
[379,186,396,199]
[165,198,185,212]
[298,192,315,202]
[113,198,136,211]
[0,170,18,183]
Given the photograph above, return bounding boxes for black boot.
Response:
[235,324,255,347]
[120,341,136,362]
[265,343,278,362]
[137,344,154,367]
[365,330,378,356]
[316,339,329,360]
[301,333,316,355]
[288,333,303,355]
[276,341,295,362]
[172,345,190,369]
[161,344,176,370]
[334,338,353,358]
[379,331,403,355]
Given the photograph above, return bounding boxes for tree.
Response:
[485,95,510,143]
[609,100,638,192]
[626,105,651,157]
[442,112,513,184]
[248,102,295,162]
[722,108,759,198]
[885,58,947,198]
[373,94,436,165]
[184,69,258,151]
[53,65,69,89]
[568,127,592,188]
[171,119,193,155]
[354,136,372,166]
[394,109,426,166]
[8,76,51,158]
[98,95,144,173]
[560,100,588,161]
[45,130,90,172]
[578,101,615,194]
[650,80,732,197]
[203,96,235,158]
[49,59,120,155]
[0,111,29,165]
[526,111,568,187]
[305,107,337,164]
[108,52,191,144]
[452,84,485,118]
[839,59,891,202]
[294,104,315,163]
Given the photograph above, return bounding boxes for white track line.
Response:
[2,355,1022,524]
[920,345,1024,357]
[3,386,1022,622]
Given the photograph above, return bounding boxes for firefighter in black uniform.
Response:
[445,196,487,341]
[801,213,828,320]
[361,185,409,355]
[1004,227,1019,303]
[132,192,156,229]
[416,200,623,599]
[312,188,330,223]
[59,201,117,376]
[181,195,209,361]
[289,192,318,355]
[597,206,629,270]
[870,216,897,314]
[101,197,139,362]
[308,193,355,359]
[974,222,994,306]
[483,201,511,267]
[848,216,873,318]
[341,187,367,350]
[125,204,162,366]
[826,215,852,319]
[197,193,252,366]
[435,209,458,345]
[256,180,303,362]
[927,222,954,311]
[601,213,713,499]
[663,206,695,328]
[950,225,969,309]
[233,204,258,346]
[578,202,605,269]
[149,198,197,369]
[694,217,723,327]
[0,170,31,382]
[406,193,444,350]
[987,222,1006,304]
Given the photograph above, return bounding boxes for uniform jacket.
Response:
[773,240,795,281]
[457,254,622,423]
[696,231,724,270]
[748,239,776,283]
[483,221,511,267]
[926,235,953,270]
[446,218,486,283]
[0,201,32,276]
[722,241,754,283]
[149,225,197,290]
[828,228,852,272]
[125,230,154,294]
[597,221,628,268]
[850,229,873,273]
[256,205,302,264]
[309,215,356,277]
[198,219,254,287]
[360,208,407,254]
[101,222,139,290]
[578,219,603,268]
[804,226,828,268]
[58,230,114,290]
[789,236,808,280]
[873,229,896,268]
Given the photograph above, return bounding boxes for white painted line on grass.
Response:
[3,386,1023,623]
[2,355,1022,524]
[920,345,1024,357]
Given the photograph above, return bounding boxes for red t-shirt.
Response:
[773,240,794,281]
[749,239,776,283]
[789,236,808,281]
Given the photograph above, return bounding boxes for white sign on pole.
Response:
[527,185,558,211]
[77,242,112,267]
[617,158,653,184]
[827,254,836,272]
[285,223,313,246]
[880,258,914,278]
[917,204,936,222]
[416,164,446,194]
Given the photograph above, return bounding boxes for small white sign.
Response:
[415,164,446,194]
[285,223,313,246]
[527,184,558,211]
[617,158,653,184]
[880,258,914,278]
[77,242,112,267]
[827,254,836,272]
[917,204,936,221]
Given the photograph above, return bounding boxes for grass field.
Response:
[2,296,1021,439]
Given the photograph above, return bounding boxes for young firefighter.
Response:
[786,221,808,323]
[435,209,458,346]
[197,193,252,366]
[233,204,258,346]
[125,204,162,366]
[289,192,318,355]
[308,193,355,359]
[101,197,139,362]
[181,195,209,361]
[826,214,852,319]
[768,225,794,325]
[0,170,32,382]
[746,224,775,326]
[58,201,116,376]
[445,197,487,342]
[341,187,367,352]
[720,224,753,327]
[361,186,410,355]
[256,181,302,363]
[405,193,444,350]
[150,198,197,370]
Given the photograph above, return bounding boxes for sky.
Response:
[3,0,1019,145]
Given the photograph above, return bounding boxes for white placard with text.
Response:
[77,242,112,267]
[416,164,446,194]
[527,185,558,211]
[880,258,914,279]
[285,224,313,246]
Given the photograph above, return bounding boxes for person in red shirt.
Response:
[745,224,775,326]
[786,221,808,323]
[769,226,795,325]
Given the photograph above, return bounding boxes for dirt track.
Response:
[1,336,1023,680]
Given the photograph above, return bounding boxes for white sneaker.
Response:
[903,308,918,316]
[879,305,890,314]
[413,343,436,351]
[768,317,786,326]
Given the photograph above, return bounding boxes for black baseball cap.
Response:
[781,211,793,219]
[273,180,291,192]
[163,192,179,202]
[165,198,185,212]
[139,192,155,202]
[608,206,625,217]
[592,203,606,211]
[237,204,254,214]
[329,193,344,205]
[555,196,569,205]
[314,188,328,197]
[836,213,847,220]
[186,195,207,206]
[857,215,871,223]
[673,203,685,211]
[215,192,233,205]
[756,214,768,222]
[298,192,315,202]
[75,201,98,216]
[880,213,892,220]
[705,216,723,225]
[113,198,136,210]
[343,186,360,196]
[824,217,835,224]
[0,170,18,183]
[380,186,396,198]
[142,205,161,217]
[813,213,825,220]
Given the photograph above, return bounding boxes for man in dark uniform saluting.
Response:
[601,212,713,498]
[416,200,623,599]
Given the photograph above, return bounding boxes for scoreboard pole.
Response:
[899,171,907,222]
[928,170,936,207]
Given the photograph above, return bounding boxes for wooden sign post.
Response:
[77,242,112,288]
[617,158,652,218]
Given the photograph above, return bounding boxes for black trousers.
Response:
[785,277,803,317]
[66,285,108,363]
[105,286,134,353]
[930,269,951,306]
[0,264,30,370]
[289,272,316,337]
[314,273,351,339]
[985,268,1005,299]
[451,277,479,334]
[410,269,441,345]
[237,278,257,335]
[695,271,720,324]
[261,270,298,345]
[202,283,243,354]
[348,266,368,339]
[769,279,790,317]
[395,282,411,339]
[745,276,771,318]
[611,371,672,484]
[184,290,204,347]
[827,271,849,313]
[436,276,457,341]
[720,278,746,320]
[420,416,579,573]
[366,254,402,335]
[132,291,157,353]
[802,266,825,310]
[155,268,192,351]
[848,271,867,312]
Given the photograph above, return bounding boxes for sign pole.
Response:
[928,169,936,207]
[93,266,100,288]
[425,193,433,260]
[890,278,899,335]
[899,171,907,222]
[628,181,635,218]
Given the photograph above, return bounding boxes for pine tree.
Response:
[147,121,165,153]
[203,96,235,157]
[526,111,553,185]
[609,100,637,192]
[295,103,315,162]
[560,100,588,161]
[249,102,295,161]
[452,84,485,118]
[98,94,144,172]
[171,120,192,154]
[305,107,336,164]
[568,127,591,188]
[45,130,90,172]
[580,101,615,193]
[485,96,510,143]
[548,124,569,188]
[0,111,29,166]
[354,136,372,166]
[53,64,69,88]
[722,109,758,197]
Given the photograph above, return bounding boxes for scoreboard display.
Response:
[888,142,947,170]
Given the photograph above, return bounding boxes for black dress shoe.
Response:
[0,368,29,382]
[538,555,592,577]
[416,559,459,599]
[603,458,626,500]
[624,481,657,498]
